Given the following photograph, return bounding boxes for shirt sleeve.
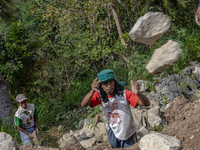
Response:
[90,91,101,108]
[199,0,200,6]
[34,106,38,115]
[14,116,22,127]
[125,90,139,108]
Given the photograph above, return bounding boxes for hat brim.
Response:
[17,98,27,103]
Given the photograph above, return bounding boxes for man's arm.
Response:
[81,78,101,107]
[135,92,150,106]
[131,80,150,107]
[81,90,95,107]
[195,1,200,26]
[17,126,34,140]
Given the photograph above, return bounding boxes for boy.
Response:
[14,94,41,146]
[81,69,150,148]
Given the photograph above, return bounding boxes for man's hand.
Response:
[91,78,101,92]
[195,6,200,26]
[131,80,140,95]
[36,128,40,134]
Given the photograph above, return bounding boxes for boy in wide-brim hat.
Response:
[81,69,150,148]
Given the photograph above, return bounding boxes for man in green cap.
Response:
[81,69,150,148]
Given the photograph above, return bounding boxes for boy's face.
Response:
[18,100,27,109]
[101,79,115,96]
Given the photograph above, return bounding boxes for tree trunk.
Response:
[109,2,130,65]
[0,71,14,126]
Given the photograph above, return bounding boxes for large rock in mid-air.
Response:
[146,40,182,75]
[129,12,171,45]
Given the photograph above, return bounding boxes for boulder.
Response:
[80,138,96,149]
[0,132,18,150]
[193,66,200,82]
[94,122,108,142]
[148,106,161,117]
[80,125,95,138]
[129,12,171,45]
[146,40,182,75]
[137,80,149,92]
[139,133,182,150]
[131,109,143,130]
[149,98,160,107]
[59,135,85,150]
[137,127,149,140]
[147,113,162,127]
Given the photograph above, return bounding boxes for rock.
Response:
[135,121,143,131]
[32,130,43,146]
[193,66,200,82]
[77,132,94,142]
[0,132,18,150]
[57,125,62,131]
[131,109,143,130]
[149,98,160,107]
[73,130,81,138]
[153,77,162,84]
[94,114,101,125]
[59,135,85,150]
[182,67,191,76]
[180,77,197,91]
[94,122,108,142]
[137,127,149,140]
[80,126,95,139]
[129,12,171,45]
[79,120,84,128]
[148,106,161,117]
[169,81,179,92]
[146,40,182,75]
[137,80,149,92]
[147,113,162,127]
[147,94,153,99]
[187,90,196,98]
[80,138,96,149]
[139,133,182,150]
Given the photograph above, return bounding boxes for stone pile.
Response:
[140,65,200,108]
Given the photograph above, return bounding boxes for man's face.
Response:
[101,79,115,96]
[18,100,27,109]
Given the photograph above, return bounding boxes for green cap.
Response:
[97,69,127,88]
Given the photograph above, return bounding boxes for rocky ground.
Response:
[17,96,200,150]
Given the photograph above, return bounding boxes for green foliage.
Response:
[149,124,163,132]
[86,105,102,120]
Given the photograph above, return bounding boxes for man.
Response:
[81,69,150,148]
[195,0,200,26]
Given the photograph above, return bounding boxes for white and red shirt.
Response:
[90,90,139,140]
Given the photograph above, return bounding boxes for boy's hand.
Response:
[36,128,40,134]
[91,78,101,92]
[131,80,140,95]
[29,134,34,140]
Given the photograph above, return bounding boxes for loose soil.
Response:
[161,96,200,150]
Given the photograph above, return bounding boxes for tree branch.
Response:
[5,63,16,82]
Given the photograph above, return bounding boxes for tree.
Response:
[0,0,15,125]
